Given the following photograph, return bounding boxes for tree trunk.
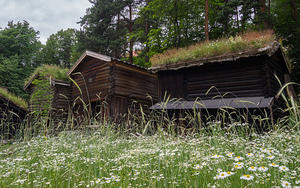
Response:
[205,0,209,41]
[290,0,299,21]
[129,3,133,64]
[259,0,269,28]
[236,6,240,31]
[174,0,181,48]
[144,0,150,63]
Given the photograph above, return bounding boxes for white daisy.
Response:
[240,174,254,180]
[215,172,229,179]
[211,154,223,159]
[269,163,279,167]
[234,164,243,170]
[279,166,289,172]
[281,181,291,188]
[246,153,254,157]
[248,166,257,171]
[226,171,235,176]
[234,156,244,161]
[266,155,275,160]
[226,152,234,158]
[258,166,268,172]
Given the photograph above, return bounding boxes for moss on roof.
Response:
[25,65,69,87]
[0,88,28,109]
[151,30,276,68]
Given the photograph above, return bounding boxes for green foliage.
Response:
[0,21,42,99]
[78,0,133,58]
[0,21,41,63]
[37,29,79,68]
[25,64,69,86]
[0,87,27,109]
[30,78,53,116]
[271,0,300,93]
[0,56,29,99]
[25,64,69,116]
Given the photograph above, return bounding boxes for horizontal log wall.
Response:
[51,84,72,117]
[186,58,266,100]
[158,56,269,101]
[113,62,158,102]
[71,57,110,103]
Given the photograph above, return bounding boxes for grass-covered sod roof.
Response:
[0,87,27,109]
[24,65,69,89]
[150,30,276,68]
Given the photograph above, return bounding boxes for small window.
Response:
[88,77,93,83]
[88,74,96,83]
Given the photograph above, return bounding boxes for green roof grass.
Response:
[0,88,28,109]
[151,30,276,67]
[25,65,69,87]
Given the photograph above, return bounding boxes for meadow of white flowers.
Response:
[0,128,299,187]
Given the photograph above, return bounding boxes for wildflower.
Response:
[246,153,254,157]
[226,152,234,158]
[226,171,235,176]
[279,166,289,172]
[248,166,257,171]
[233,162,244,166]
[217,172,228,179]
[211,154,223,159]
[269,163,279,167]
[194,164,201,170]
[240,174,254,180]
[214,171,231,179]
[258,166,268,172]
[281,181,291,188]
[266,155,275,160]
[295,180,300,184]
[234,156,244,161]
[234,164,243,170]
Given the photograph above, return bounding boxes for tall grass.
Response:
[151,30,275,67]
[0,82,299,187]
[0,88,27,109]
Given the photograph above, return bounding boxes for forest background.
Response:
[0,0,299,100]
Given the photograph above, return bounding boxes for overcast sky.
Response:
[0,0,91,44]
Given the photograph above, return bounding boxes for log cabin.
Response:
[68,50,158,120]
[24,73,71,119]
[150,41,295,122]
[0,87,27,138]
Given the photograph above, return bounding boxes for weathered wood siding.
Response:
[70,58,158,118]
[71,57,110,102]
[51,84,71,115]
[113,62,158,101]
[28,84,53,113]
[109,61,158,117]
[158,56,277,101]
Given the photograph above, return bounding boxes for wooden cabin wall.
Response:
[158,56,268,101]
[109,62,158,118]
[71,57,110,103]
[28,85,53,113]
[0,97,26,138]
[51,84,71,118]
[264,53,288,97]
[158,70,185,100]
[113,62,158,102]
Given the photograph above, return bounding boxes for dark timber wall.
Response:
[27,80,71,118]
[71,58,158,119]
[71,57,110,102]
[51,83,72,118]
[158,54,289,101]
